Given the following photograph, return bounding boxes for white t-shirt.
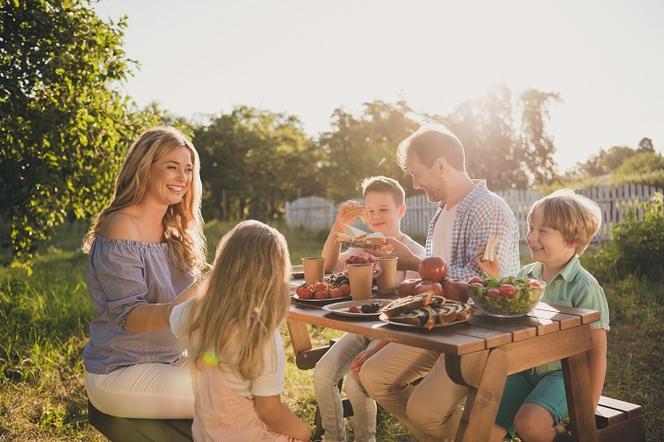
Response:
[170,298,285,398]
[337,233,426,281]
[431,204,458,264]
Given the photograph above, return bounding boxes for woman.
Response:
[81,126,207,418]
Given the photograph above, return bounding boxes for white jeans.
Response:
[313,333,378,442]
[85,357,194,419]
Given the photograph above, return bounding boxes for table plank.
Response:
[535,302,601,324]
[289,305,485,355]
[468,315,537,341]
[529,308,581,329]
[452,323,513,348]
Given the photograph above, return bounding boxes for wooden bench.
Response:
[88,401,193,441]
[595,395,645,442]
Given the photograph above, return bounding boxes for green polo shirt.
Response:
[519,255,610,377]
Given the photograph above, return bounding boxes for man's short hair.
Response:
[360,176,405,206]
[528,189,602,255]
[397,124,466,171]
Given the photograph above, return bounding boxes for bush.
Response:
[609,193,664,283]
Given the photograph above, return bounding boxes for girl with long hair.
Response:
[170,220,311,441]
[82,126,207,418]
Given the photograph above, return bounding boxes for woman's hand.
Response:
[333,201,365,231]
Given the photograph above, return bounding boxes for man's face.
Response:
[406,153,444,203]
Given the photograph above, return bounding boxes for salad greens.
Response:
[470,276,545,318]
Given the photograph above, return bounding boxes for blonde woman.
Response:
[170,221,311,441]
[82,127,208,419]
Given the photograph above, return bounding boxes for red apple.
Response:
[413,280,443,296]
[397,278,421,298]
[442,279,471,302]
[418,257,448,282]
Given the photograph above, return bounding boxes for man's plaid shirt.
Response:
[425,180,521,280]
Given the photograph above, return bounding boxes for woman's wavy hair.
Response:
[188,220,291,380]
[82,126,206,275]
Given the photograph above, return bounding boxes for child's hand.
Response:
[475,245,500,278]
[334,201,365,230]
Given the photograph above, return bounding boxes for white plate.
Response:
[322,299,395,318]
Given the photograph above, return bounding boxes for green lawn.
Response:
[0,221,662,441]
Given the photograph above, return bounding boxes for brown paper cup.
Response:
[302,257,324,285]
[376,256,398,295]
[347,263,373,300]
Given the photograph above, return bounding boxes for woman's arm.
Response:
[124,272,210,333]
[254,395,311,441]
[588,328,608,409]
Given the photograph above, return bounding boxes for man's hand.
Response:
[370,237,421,272]
[333,201,365,231]
[474,245,500,278]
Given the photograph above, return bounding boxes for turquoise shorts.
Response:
[495,369,568,436]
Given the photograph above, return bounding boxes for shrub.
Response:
[610,193,664,283]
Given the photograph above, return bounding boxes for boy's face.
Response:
[526,207,577,266]
[364,191,405,234]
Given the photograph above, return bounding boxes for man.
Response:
[358,124,521,441]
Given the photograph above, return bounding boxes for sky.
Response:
[94,0,664,172]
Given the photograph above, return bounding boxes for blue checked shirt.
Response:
[425,180,521,280]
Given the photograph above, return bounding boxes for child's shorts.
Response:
[495,369,568,436]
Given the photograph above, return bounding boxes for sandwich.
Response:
[482,236,500,262]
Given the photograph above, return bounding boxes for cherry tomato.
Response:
[297,286,313,299]
[528,279,543,289]
[329,287,344,298]
[499,284,516,298]
[486,288,501,298]
[468,276,483,285]
[314,289,330,299]
[313,282,328,291]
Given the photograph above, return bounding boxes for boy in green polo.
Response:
[477,189,609,442]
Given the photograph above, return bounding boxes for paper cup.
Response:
[376,256,398,295]
[347,263,373,300]
[302,257,324,285]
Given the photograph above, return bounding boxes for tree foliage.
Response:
[195,106,319,221]
[0,1,186,261]
[318,101,419,200]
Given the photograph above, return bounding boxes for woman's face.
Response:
[145,146,194,206]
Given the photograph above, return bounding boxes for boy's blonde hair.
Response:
[528,189,602,255]
[360,176,405,206]
[188,220,291,380]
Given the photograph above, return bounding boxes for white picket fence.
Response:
[285,184,663,242]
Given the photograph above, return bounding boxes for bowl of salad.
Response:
[468,276,545,318]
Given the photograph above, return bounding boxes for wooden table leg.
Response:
[447,348,508,442]
[562,350,598,442]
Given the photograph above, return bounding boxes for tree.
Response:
[638,137,654,153]
[318,100,419,201]
[575,146,637,177]
[615,152,664,176]
[195,106,318,221]
[438,83,559,189]
[0,1,184,260]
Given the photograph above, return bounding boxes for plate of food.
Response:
[379,292,473,330]
[292,276,352,305]
[322,299,394,318]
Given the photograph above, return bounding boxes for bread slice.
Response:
[482,236,500,261]
[365,232,387,245]
[344,224,368,242]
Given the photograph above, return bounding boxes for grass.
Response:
[0,221,662,441]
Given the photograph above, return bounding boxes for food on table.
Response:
[441,279,471,303]
[418,257,448,283]
[468,275,545,317]
[380,293,472,330]
[397,278,420,298]
[347,302,381,314]
[335,224,387,246]
[294,272,352,300]
[413,280,443,296]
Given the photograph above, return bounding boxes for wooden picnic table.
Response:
[287,279,601,442]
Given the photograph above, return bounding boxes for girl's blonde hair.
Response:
[528,188,602,255]
[188,220,291,380]
[82,126,206,275]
